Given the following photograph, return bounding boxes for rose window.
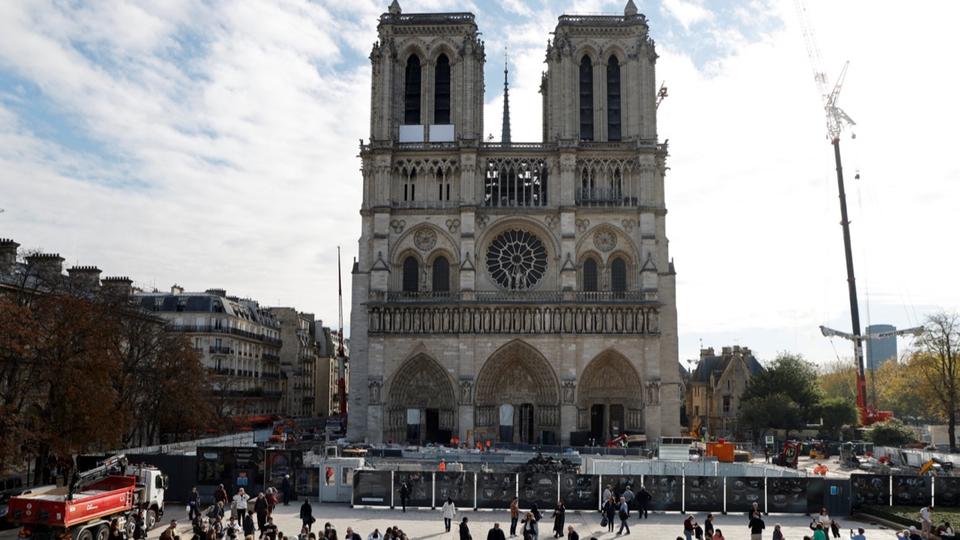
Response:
[486,229,548,290]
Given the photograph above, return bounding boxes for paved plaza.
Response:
[138,504,902,540]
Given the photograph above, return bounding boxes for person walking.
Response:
[816,508,833,533]
[254,493,269,531]
[565,526,578,540]
[487,523,506,540]
[617,496,630,535]
[188,488,201,521]
[551,501,565,538]
[920,506,933,536]
[459,517,472,540]
[622,485,636,512]
[601,485,613,504]
[233,489,250,522]
[772,524,784,540]
[281,476,292,506]
[747,513,765,540]
[636,485,651,519]
[704,514,715,538]
[242,512,255,539]
[209,501,225,527]
[602,496,617,533]
[398,482,410,513]
[509,498,520,537]
[215,485,229,507]
[682,515,696,540]
[710,529,724,540]
[299,499,314,532]
[810,523,827,540]
[442,497,457,532]
[521,512,539,540]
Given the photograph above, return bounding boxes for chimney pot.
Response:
[0,238,19,277]
[67,265,102,292]
[26,253,65,285]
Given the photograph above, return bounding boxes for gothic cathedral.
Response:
[348,0,682,446]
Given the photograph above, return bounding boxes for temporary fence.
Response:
[584,458,804,477]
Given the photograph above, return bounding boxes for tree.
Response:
[739,393,803,441]
[817,397,858,437]
[818,360,857,404]
[915,312,960,449]
[741,352,824,423]
[868,418,918,446]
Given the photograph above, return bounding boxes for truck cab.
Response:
[127,466,165,528]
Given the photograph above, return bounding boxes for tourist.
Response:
[160,521,180,540]
[530,503,542,523]
[208,501,224,527]
[509,497,520,537]
[300,499,314,532]
[242,513,255,539]
[522,512,539,540]
[398,481,410,513]
[617,496,630,535]
[367,528,381,540]
[830,518,842,539]
[215,485,229,507]
[326,528,339,540]
[816,508,833,532]
[704,514,715,538]
[460,517,471,540]
[487,523,506,540]
[622,484,636,511]
[602,485,613,504]
[937,521,955,540]
[344,527,361,540]
[636,485,651,519]
[233,489,250,521]
[107,519,124,540]
[920,506,933,535]
[255,493,269,531]
[442,497,457,532]
[189,488,202,521]
[810,523,827,540]
[566,525,578,540]
[602,496,617,533]
[258,517,277,540]
[850,527,866,540]
[682,515,696,540]
[711,529,724,540]
[552,500,566,538]
[282,475,292,506]
[747,512,764,540]
[265,488,278,515]
[224,517,240,540]
[772,524,784,540]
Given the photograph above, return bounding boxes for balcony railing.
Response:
[262,352,280,362]
[209,345,234,355]
[167,324,281,347]
[575,187,639,207]
[383,290,654,304]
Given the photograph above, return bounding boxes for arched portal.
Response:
[386,354,457,444]
[475,341,560,444]
[578,350,644,442]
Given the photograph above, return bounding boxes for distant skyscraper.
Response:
[866,324,897,371]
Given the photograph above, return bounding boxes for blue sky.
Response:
[1,0,957,367]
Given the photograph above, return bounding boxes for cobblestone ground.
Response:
[146,504,902,540]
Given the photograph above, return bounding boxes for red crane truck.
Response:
[8,456,166,540]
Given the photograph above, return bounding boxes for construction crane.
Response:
[794,0,885,425]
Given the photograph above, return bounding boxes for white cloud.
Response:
[661,0,713,31]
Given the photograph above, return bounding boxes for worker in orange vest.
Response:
[438,459,447,472]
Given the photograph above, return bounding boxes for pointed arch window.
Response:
[432,256,450,292]
[579,56,594,141]
[611,257,627,293]
[607,56,622,141]
[583,258,598,292]
[402,256,419,292]
[404,55,422,125]
[434,54,451,124]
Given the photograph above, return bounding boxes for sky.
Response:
[1,0,957,369]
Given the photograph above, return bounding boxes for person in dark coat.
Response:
[602,496,617,533]
[486,523,506,540]
[636,486,651,519]
[281,476,292,506]
[551,501,565,538]
[214,485,229,507]
[188,487,201,520]
[299,499,314,532]
[242,513,255,538]
[565,526,578,540]
[398,482,410,513]
[459,517,472,540]
[254,494,269,530]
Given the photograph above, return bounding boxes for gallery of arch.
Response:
[348,0,683,445]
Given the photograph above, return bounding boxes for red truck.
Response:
[8,456,166,540]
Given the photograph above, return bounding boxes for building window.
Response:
[607,56,622,141]
[611,257,627,292]
[402,256,419,292]
[579,56,593,141]
[432,256,450,292]
[694,405,700,417]
[722,395,731,413]
[582,258,598,292]
[404,171,416,201]
[404,55,421,125]
[434,54,451,124]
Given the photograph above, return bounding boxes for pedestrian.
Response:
[683,515,696,540]
[439,459,447,472]
[830,518,841,539]
[530,504,542,523]
[255,493,269,531]
[398,481,410,513]
[442,497,457,532]
[258,517,277,540]
[282,475,292,506]
[920,506,933,536]
[747,513,764,540]
[622,485,635,512]
[711,529,724,540]
[636,486,651,519]
[938,522,955,540]
[224,517,240,540]
[509,497,520,537]
[189,487,202,521]
[601,485,613,504]
[327,528,340,540]
[233,489,250,522]
[816,508,832,532]
[487,523,506,540]
[522,512,539,540]
[704,514,715,538]
[617,496,630,535]
[367,529,381,540]
[215,485,229,507]
[210,501,225,527]
[565,525,578,540]
[242,513,255,539]
[602,496,617,533]
[772,524,784,540]
[344,528,361,540]
[460,517,472,540]
[265,488,278,515]
[300,499,314,532]
[161,520,181,540]
[810,523,827,540]
[552,500,565,538]
[850,528,866,540]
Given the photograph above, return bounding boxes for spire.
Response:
[388,0,401,15]
[624,0,638,17]
[501,46,512,144]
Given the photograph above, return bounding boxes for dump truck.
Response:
[8,455,166,540]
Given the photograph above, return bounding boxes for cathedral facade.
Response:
[348,0,682,446]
